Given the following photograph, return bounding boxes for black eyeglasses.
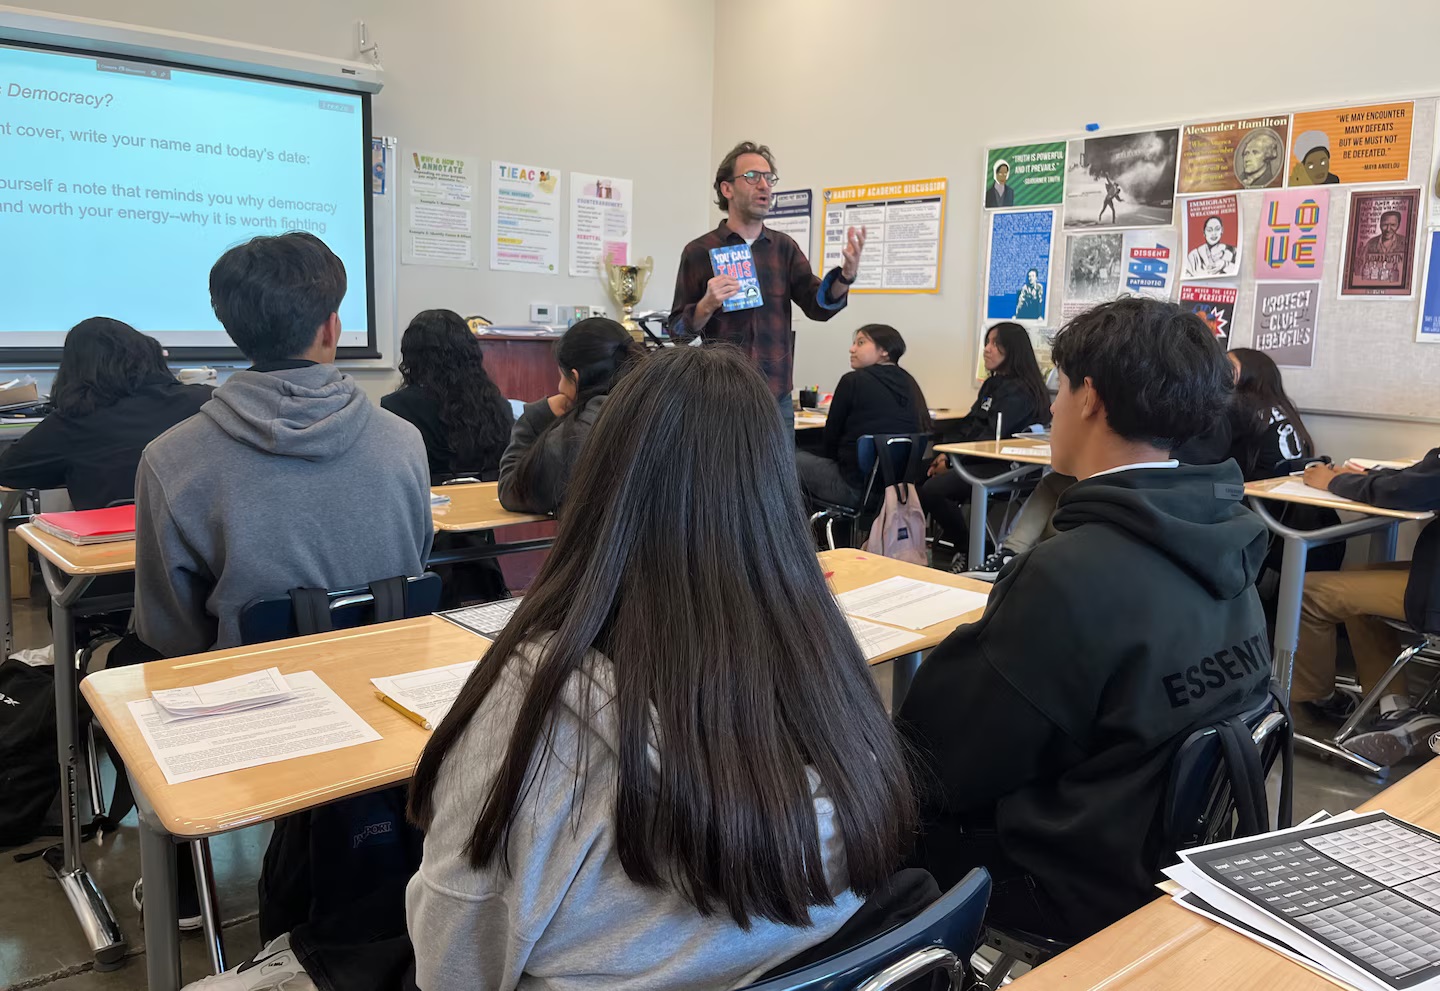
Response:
[731,170,779,187]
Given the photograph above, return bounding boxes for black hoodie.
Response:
[823,364,926,487]
[897,461,1271,939]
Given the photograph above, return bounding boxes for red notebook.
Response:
[32,506,137,545]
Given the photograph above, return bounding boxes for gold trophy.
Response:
[602,254,653,339]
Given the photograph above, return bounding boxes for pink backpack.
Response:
[864,482,927,564]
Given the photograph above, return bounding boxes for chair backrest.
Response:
[856,433,931,510]
[1164,689,1293,854]
[237,573,444,646]
[1405,520,1440,635]
[737,869,991,991]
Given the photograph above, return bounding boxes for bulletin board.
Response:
[977,96,1440,422]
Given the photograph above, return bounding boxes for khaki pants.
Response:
[1292,562,1410,703]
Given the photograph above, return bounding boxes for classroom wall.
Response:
[711,0,1440,462]
[8,0,717,401]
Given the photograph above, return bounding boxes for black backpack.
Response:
[0,658,60,848]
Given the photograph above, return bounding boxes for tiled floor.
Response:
[0,593,1425,989]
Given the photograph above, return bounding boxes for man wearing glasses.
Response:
[669,141,866,427]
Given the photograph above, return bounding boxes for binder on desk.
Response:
[32,506,137,545]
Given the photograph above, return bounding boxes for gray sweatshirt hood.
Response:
[201,365,371,461]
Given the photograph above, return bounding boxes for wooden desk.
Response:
[431,481,549,532]
[1010,758,1440,990]
[17,522,138,575]
[1244,476,1434,775]
[932,439,1052,567]
[793,407,967,431]
[820,548,990,703]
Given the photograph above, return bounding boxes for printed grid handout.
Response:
[438,597,523,638]
[1185,813,1440,988]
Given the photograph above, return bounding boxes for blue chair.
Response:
[237,573,443,644]
[738,868,991,991]
[808,433,930,551]
[983,692,1293,986]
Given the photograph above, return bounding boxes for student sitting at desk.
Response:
[0,317,212,508]
[898,297,1271,943]
[133,231,433,657]
[382,308,514,483]
[918,321,1050,568]
[402,345,919,990]
[497,317,642,515]
[796,324,932,507]
[1291,452,1440,763]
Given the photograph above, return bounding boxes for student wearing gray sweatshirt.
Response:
[134,232,432,657]
[496,317,641,515]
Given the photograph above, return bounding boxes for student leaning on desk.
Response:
[1290,449,1440,764]
[897,297,1271,945]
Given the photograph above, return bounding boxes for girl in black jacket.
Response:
[919,322,1051,565]
[795,324,931,506]
[1226,347,1314,479]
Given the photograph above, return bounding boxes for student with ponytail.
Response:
[497,318,642,514]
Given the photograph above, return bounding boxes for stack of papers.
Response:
[845,615,925,661]
[439,597,523,638]
[372,659,480,730]
[150,667,295,722]
[1001,443,1050,457]
[836,577,990,631]
[32,505,136,544]
[1164,811,1440,991]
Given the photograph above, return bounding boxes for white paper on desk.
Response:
[844,616,925,662]
[371,659,480,726]
[128,671,381,785]
[1001,444,1050,457]
[439,597,523,639]
[1263,479,1337,502]
[837,576,990,631]
[150,666,292,719]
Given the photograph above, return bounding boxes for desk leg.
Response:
[0,489,23,657]
[1271,536,1310,706]
[136,783,183,991]
[967,481,989,570]
[1369,522,1399,564]
[44,565,124,968]
[891,650,923,711]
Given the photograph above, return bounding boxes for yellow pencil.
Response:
[376,692,432,730]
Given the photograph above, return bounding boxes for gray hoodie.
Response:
[406,642,861,991]
[134,364,433,656]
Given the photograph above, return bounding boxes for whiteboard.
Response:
[976,98,1440,422]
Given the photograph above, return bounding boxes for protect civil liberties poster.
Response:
[1251,282,1321,367]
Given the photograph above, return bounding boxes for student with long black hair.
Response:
[497,317,641,514]
[796,324,932,507]
[0,317,212,508]
[382,309,514,482]
[1226,347,1315,478]
[408,345,917,990]
[919,322,1051,564]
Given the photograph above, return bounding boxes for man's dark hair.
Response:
[1050,297,1231,449]
[714,141,774,212]
[209,231,347,362]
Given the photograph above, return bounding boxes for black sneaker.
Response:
[947,552,968,574]
[1345,708,1440,767]
[1302,689,1360,723]
[980,548,1016,573]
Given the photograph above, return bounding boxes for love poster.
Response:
[1255,189,1328,281]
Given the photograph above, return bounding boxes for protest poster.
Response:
[1122,229,1178,300]
[1180,283,1238,344]
[1064,129,1179,230]
[1340,187,1421,298]
[1251,282,1321,367]
[1181,195,1242,280]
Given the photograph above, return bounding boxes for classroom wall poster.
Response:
[1177,117,1289,194]
[1417,230,1440,344]
[1063,232,1122,321]
[821,177,946,293]
[1122,229,1178,300]
[1063,129,1179,230]
[1179,283,1238,345]
[489,161,559,274]
[766,189,813,257]
[984,143,1066,208]
[1251,282,1320,367]
[1254,189,1329,282]
[1430,114,1440,225]
[985,209,1054,322]
[1181,195,1242,280]
[403,150,476,268]
[1288,102,1413,187]
[370,137,387,195]
[568,173,632,277]
[1340,187,1421,298]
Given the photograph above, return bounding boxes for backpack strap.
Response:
[368,577,408,625]
[289,587,334,637]
[1215,715,1267,838]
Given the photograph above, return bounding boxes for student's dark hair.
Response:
[985,322,1051,426]
[856,323,932,432]
[209,231,347,363]
[714,140,774,212]
[409,344,915,928]
[507,318,642,506]
[399,309,515,474]
[51,317,177,418]
[1050,297,1230,449]
[1229,347,1314,470]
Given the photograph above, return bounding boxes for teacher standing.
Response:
[669,141,866,428]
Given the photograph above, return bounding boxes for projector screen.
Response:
[0,40,376,359]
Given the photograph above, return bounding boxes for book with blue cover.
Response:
[709,244,763,312]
